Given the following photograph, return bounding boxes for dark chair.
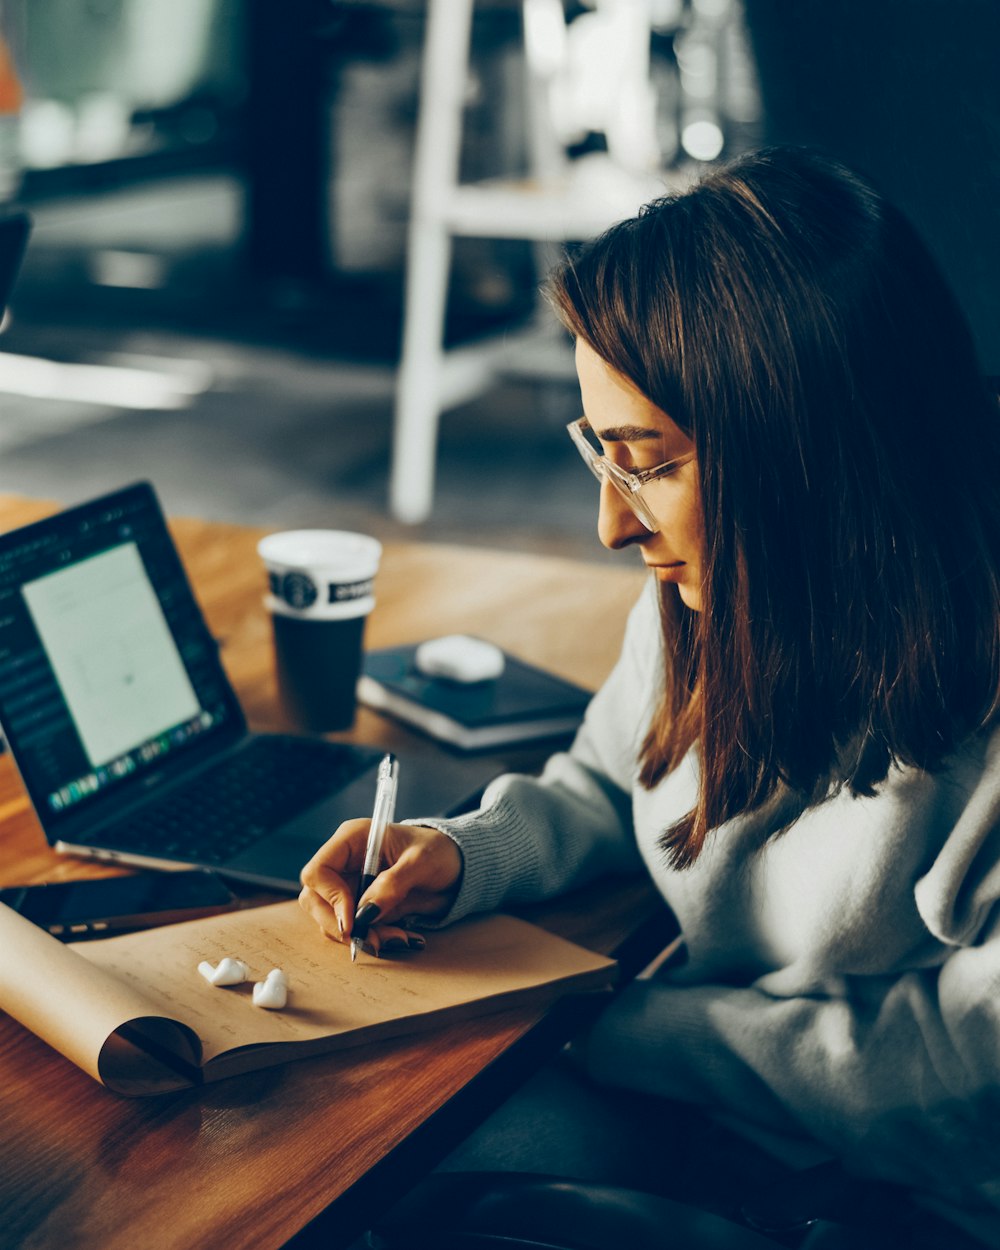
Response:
[368,1172,787,1250]
[368,1164,977,1250]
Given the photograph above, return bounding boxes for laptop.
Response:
[0,483,499,890]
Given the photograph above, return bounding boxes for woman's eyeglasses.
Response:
[567,416,695,532]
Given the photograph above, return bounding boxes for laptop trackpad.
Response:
[224,748,503,892]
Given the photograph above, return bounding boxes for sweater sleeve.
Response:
[411,582,660,922]
[581,932,1000,1213]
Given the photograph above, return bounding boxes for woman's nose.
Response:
[597,480,649,550]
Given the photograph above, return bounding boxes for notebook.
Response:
[0,483,499,891]
[359,643,591,750]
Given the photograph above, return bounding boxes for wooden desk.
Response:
[0,497,671,1250]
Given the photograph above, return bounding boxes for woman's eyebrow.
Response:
[594,424,661,443]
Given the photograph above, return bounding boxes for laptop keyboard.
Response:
[95,737,376,865]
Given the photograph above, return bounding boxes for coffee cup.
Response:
[257,529,382,732]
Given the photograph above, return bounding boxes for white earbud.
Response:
[197,957,250,986]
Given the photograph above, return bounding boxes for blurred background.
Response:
[0,0,995,562]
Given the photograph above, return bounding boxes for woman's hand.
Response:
[298,821,463,954]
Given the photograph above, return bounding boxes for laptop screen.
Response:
[0,483,245,827]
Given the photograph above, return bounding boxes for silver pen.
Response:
[350,752,399,962]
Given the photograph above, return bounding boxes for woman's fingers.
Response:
[353,831,463,925]
[297,886,429,956]
[299,820,463,942]
[362,924,427,957]
[298,881,344,941]
[299,817,372,937]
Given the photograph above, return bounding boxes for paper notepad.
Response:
[0,900,616,1096]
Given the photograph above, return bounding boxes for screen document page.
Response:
[22,542,200,767]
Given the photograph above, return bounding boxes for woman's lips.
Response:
[647,561,685,581]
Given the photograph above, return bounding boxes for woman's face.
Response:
[575,338,705,612]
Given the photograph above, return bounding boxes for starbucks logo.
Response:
[281,571,318,609]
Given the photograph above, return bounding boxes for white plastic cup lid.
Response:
[258,530,382,617]
[258,529,382,578]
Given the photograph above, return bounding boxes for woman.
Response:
[300,147,1000,1244]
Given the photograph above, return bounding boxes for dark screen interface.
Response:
[0,489,235,820]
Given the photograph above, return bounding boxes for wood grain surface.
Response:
[0,495,666,1250]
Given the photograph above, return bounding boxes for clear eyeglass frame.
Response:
[566,416,695,533]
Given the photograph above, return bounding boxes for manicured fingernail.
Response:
[407,935,426,950]
[381,937,407,952]
[337,915,345,937]
[354,901,381,929]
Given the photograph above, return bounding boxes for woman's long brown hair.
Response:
[547,147,1000,867]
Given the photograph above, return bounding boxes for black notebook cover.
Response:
[358,643,591,750]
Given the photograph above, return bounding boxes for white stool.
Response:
[389,0,706,524]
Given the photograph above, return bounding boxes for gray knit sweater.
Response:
[418,580,1000,1242]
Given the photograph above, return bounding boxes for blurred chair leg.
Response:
[390,0,473,524]
[390,216,452,523]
